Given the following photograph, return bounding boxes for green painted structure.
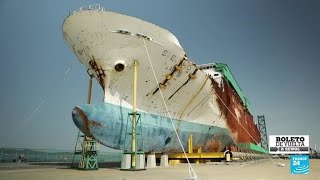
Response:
[239,143,268,154]
[215,63,252,115]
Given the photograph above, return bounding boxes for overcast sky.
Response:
[0,0,319,150]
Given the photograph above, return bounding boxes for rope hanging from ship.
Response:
[143,39,198,180]
[142,37,282,178]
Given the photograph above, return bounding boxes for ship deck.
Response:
[1,160,319,179]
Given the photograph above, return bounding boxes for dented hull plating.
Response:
[63,6,261,153]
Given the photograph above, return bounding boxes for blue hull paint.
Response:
[72,103,235,153]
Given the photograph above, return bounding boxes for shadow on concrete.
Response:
[28,162,121,169]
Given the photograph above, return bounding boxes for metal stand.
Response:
[78,139,99,170]
[71,131,85,167]
[257,115,268,150]
[121,60,145,171]
[168,134,225,165]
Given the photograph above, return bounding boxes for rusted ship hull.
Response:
[63,5,261,153]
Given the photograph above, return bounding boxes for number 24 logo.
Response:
[293,161,300,165]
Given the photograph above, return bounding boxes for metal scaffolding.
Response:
[78,139,99,170]
[257,115,268,150]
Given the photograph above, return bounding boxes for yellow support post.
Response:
[87,76,93,104]
[188,134,193,153]
[85,75,93,142]
[131,60,138,168]
[121,60,145,171]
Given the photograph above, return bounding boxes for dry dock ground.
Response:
[0,159,319,180]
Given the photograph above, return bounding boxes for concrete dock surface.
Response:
[0,159,319,180]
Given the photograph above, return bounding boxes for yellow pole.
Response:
[87,76,93,104]
[188,134,193,153]
[188,136,191,153]
[190,134,193,153]
[131,60,138,168]
[85,76,93,141]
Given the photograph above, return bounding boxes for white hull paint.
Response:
[63,8,237,141]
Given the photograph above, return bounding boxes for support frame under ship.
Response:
[63,5,261,153]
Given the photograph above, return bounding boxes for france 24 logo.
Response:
[290,155,309,174]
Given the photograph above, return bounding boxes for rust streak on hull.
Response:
[211,78,261,145]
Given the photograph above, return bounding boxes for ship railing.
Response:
[197,63,217,70]
[69,4,104,16]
